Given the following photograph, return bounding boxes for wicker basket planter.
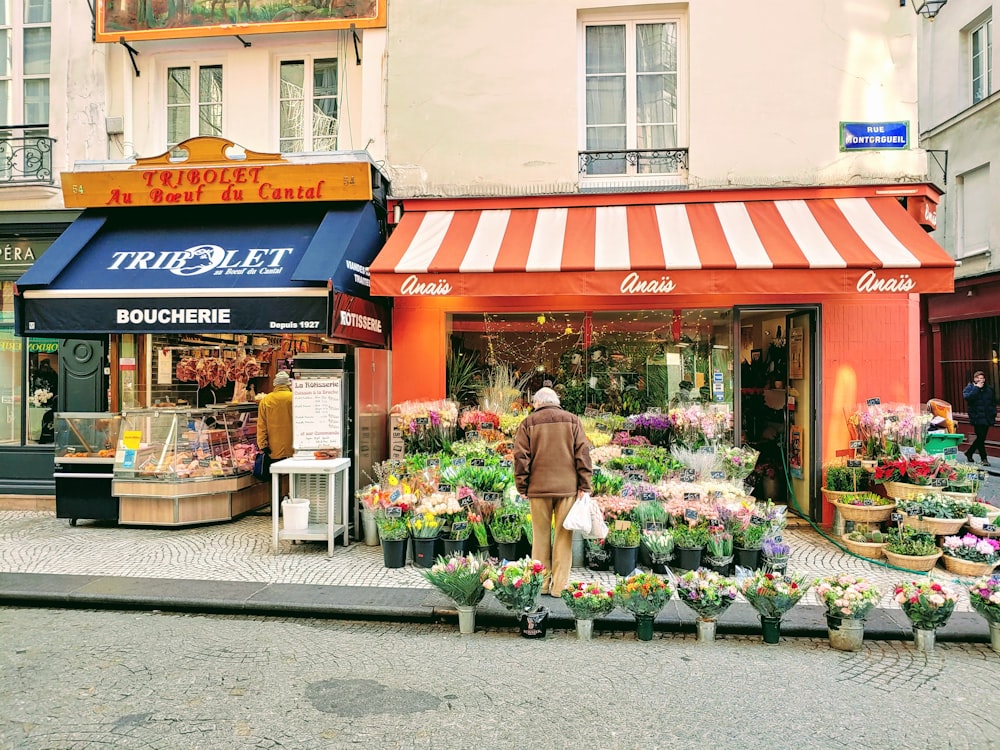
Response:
[882,481,943,500]
[822,488,861,505]
[964,523,1000,540]
[841,534,886,560]
[831,499,896,523]
[902,515,968,536]
[883,549,942,572]
[942,491,978,503]
[941,555,997,577]
[968,504,1000,522]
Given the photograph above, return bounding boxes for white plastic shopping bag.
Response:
[563,492,593,535]
[587,498,609,540]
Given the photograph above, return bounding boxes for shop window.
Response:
[167,64,223,150]
[580,12,685,179]
[971,18,992,105]
[0,0,51,183]
[278,58,338,153]
[446,309,733,418]
[957,164,990,257]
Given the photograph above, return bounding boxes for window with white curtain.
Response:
[166,65,223,149]
[957,164,990,257]
[279,58,338,153]
[971,18,992,105]
[582,17,680,176]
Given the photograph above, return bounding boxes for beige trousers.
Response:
[529,495,576,595]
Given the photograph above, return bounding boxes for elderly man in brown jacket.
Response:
[513,387,592,596]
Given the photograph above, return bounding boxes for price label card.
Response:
[847,459,862,468]
[866,397,881,406]
[640,491,656,502]
[644,522,663,532]
[500,460,513,468]
[942,447,958,457]
[451,522,468,532]
[459,495,473,507]
[625,464,638,472]
[900,445,915,455]
[710,471,725,480]
[437,483,452,493]
[751,515,765,525]
[415,416,430,425]
[479,422,493,430]
[931,478,948,487]
[649,407,661,414]
[683,492,701,503]
[890,513,903,522]
[471,458,486,467]
[862,498,874,506]
[584,407,598,417]
[773,534,783,543]
[390,489,402,502]
[499,514,518,525]
[627,472,645,482]
[483,492,501,504]
[622,448,635,456]
[684,507,699,521]
[452,457,466,467]
[596,422,608,432]
[714,491,723,499]
[849,440,862,449]
[681,470,697,483]
[614,520,632,531]
[385,506,402,518]
[984,524,998,532]
[427,457,440,467]
[698,446,716,454]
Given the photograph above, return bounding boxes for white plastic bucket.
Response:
[282,498,310,531]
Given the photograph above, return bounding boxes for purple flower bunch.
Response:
[762,538,791,559]
[626,412,673,431]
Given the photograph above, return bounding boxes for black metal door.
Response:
[59,339,107,412]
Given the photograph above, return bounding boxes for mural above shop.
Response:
[95,0,385,42]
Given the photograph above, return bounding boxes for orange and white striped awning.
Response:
[369,195,955,297]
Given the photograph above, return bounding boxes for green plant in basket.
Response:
[838,491,893,507]
[846,524,885,544]
[885,528,938,556]
[824,462,868,492]
[814,574,881,620]
[969,575,1000,624]
[591,469,625,497]
[606,521,641,548]
[893,580,957,630]
[560,581,617,620]
[614,572,674,617]
[897,495,966,520]
[422,553,494,607]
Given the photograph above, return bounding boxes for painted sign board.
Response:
[61,137,373,208]
[95,0,386,43]
[840,121,909,151]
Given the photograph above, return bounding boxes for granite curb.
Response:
[0,571,992,643]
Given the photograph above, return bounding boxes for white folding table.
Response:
[270,456,351,557]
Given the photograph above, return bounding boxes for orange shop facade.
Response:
[370,185,954,526]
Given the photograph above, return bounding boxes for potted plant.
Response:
[374,507,410,569]
[815,574,882,651]
[606,521,641,576]
[883,527,941,572]
[484,557,548,638]
[489,501,526,560]
[560,580,617,641]
[408,511,445,568]
[676,568,739,642]
[842,524,887,560]
[673,523,709,571]
[940,533,1000,577]
[613,572,674,641]
[584,537,611,571]
[443,510,473,556]
[898,494,969,536]
[822,461,868,502]
[705,528,734,575]
[893,579,958,653]
[761,537,791,575]
[640,529,675,573]
[422,553,494,634]
[969,574,1000,654]
[739,570,811,644]
[733,520,767,570]
[828,491,896,524]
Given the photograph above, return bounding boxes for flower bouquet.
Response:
[392,399,458,454]
[640,529,674,571]
[373,506,410,542]
[761,537,791,575]
[894,579,957,651]
[721,445,760,483]
[969,575,1000,652]
[941,534,1000,576]
[624,411,673,447]
[614,572,674,641]
[739,570,811,643]
[423,553,494,635]
[561,581,617,640]
[408,511,445,539]
[484,556,547,614]
[29,387,53,408]
[676,568,738,641]
[815,574,881,651]
[705,528,734,573]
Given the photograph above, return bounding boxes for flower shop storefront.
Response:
[371,186,956,526]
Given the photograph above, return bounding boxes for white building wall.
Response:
[385,0,930,198]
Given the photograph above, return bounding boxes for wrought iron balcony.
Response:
[579,147,688,177]
[0,125,56,186]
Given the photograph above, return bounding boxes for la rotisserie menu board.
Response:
[292,375,343,453]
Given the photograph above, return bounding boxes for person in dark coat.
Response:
[964,370,997,467]
[513,387,592,597]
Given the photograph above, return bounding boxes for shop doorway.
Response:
[735,306,820,521]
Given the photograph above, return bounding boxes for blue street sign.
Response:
[840,121,909,151]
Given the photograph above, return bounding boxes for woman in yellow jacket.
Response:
[258,370,294,495]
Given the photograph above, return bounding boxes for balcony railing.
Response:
[579,147,688,177]
[0,125,56,186]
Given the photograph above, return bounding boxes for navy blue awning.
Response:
[15,202,383,336]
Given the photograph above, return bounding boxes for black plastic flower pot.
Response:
[497,541,520,561]
[613,545,640,576]
[675,546,703,572]
[381,538,407,569]
[734,546,762,571]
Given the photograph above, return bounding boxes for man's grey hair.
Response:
[532,387,560,407]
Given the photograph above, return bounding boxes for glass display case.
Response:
[112,404,268,526]
[53,413,123,525]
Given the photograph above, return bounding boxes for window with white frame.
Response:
[957,164,990,257]
[971,18,992,104]
[582,17,681,176]
[278,58,338,153]
[166,65,223,148]
[0,0,51,180]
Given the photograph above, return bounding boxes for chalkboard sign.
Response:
[683,492,701,502]
[459,495,473,507]
[385,506,401,518]
[471,458,486,467]
[483,492,501,504]
[415,416,430,425]
[500,460,513,468]
[710,471,725,480]
[931,478,948,487]
[644,522,663,532]
[984,524,998,532]
[451,522,468,532]
[684,507,699,521]
[772,534,782,543]
[751,515,765,525]
[621,448,635,456]
[479,422,493,430]
[847,459,862,468]
[681,469,696,482]
[427,457,440,467]
[861,498,874,506]
[437,483,452,493]
[291,374,343,452]
[625,464,638,472]
[866,397,881,406]
[714,490,723,499]
[627,472,645,482]
[584,407,598,417]
[942,447,958,457]
[640,491,656,502]
[649,407,661,414]
[849,440,862,449]
[698,446,715,454]
[890,513,903,522]
[452,457,466,467]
